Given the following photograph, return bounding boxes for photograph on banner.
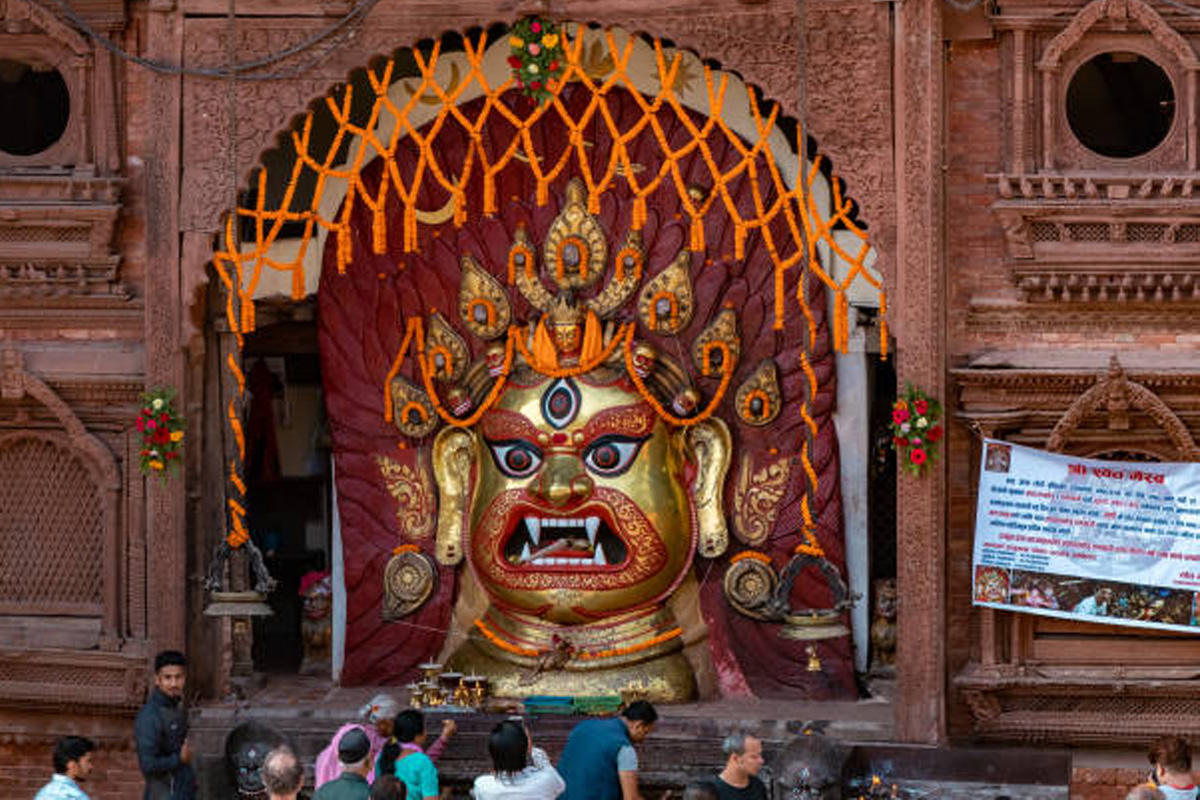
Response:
[972,439,1200,633]
[974,567,1197,626]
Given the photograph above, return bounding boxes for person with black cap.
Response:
[313,726,373,800]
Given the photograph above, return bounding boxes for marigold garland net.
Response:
[211,25,886,551]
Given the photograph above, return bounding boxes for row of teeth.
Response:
[518,542,611,565]
[524,516,600,546]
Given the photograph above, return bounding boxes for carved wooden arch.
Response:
[0,351,120,489]
[229,22,867,303]
[1038,0,1200,71]
[1046,355,1200,460]
[1,0,91,56]
[0,350,122,646]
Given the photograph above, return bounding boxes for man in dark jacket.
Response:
[134,650,195,800]
[557,700,657,800]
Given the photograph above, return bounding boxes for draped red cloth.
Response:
[318,84,853,697]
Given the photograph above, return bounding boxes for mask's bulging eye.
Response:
[487,439,543,478]
[583,435,646,477]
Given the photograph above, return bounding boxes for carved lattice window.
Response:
[0,435,104,615]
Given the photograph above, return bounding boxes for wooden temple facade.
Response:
[0,0,1198,793]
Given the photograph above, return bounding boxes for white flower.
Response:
[901,423,911,433]
[152,398,164,410]
[527,64,540,75]
[916,417,928,429]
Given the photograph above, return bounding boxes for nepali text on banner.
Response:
[972,439,1200,634]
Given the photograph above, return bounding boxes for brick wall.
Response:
[0,743,142,799]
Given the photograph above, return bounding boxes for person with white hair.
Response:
[314,694,401,788]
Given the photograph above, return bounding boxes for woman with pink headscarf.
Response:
[314,694,399,787]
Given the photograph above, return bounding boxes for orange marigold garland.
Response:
[890,384,942,476]
[136,388,185,479]
[508,17,565,103]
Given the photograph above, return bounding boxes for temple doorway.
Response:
[241,300,333,675]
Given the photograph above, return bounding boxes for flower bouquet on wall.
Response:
[136,387,185,479]
[508,17,565,104]
[890,384,942,476]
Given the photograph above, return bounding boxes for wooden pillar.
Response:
[144,0,187,654]
[1012,27,1027,174]
[1041,70,1054,172]
[893,0,946,744]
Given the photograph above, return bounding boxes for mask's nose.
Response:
[529,453,594,508]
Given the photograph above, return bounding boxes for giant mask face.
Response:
[381,179,747,698]
[434,369,727,624]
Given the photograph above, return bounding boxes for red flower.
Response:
[914,399,928,415]
[549,61,559,72]
[160,413,169,424]
[166,451,178,460]
[892,436,909,448]
[927,425,943,442]
[530,80,541,90]
[531,21,541,33]
[507,55,522,68]
[136,417,145,432]
[910,448,927,465]
[155,428,170,444]
[892,407,910,425]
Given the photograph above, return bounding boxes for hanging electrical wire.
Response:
[25,0,383,80]
[1156,0,1200,16]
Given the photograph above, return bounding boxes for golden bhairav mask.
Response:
[388,178,755,697]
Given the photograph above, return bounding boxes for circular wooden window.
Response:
[1066,52,1174,159]
[0,59,70,157]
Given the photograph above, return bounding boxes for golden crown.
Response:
[388,178,782,439]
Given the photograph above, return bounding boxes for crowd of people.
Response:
[27,649,1200,800]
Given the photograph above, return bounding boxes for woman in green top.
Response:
[377,710,439,800]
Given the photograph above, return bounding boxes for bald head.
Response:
[261,746,302,800]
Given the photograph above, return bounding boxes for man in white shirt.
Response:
[1073,587,1114,616]
[35,736,95,800]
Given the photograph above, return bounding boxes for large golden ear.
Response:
[431,427,477,565]
[686,418,732,558]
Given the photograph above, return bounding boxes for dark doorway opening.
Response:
[242,304,332,674]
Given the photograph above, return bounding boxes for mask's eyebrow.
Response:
[480,408,542,442]
[582,403,656,441]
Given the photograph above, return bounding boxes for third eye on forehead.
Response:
[541,378,581,430]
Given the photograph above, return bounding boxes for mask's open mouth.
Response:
[501,514,629,569]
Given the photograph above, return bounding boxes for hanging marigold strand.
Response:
[213,24,892,550]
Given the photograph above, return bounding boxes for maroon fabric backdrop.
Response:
[318,83,853,697]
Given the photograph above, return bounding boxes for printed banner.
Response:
[972,439,1200,633]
